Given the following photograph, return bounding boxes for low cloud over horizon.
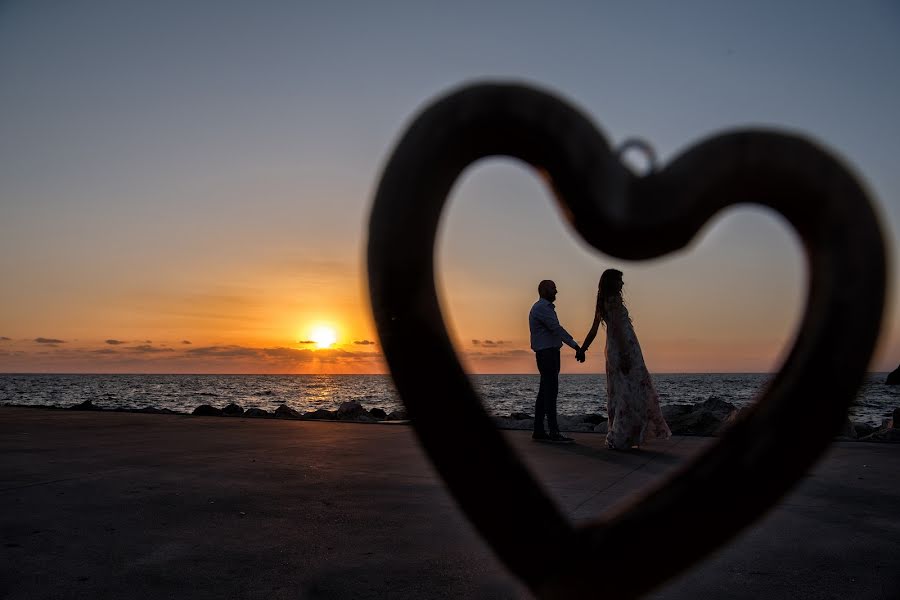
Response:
[0,336,556,374]
[128,344,175,354]
[0,339,389,374]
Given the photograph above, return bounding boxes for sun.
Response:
[310,326,337,349]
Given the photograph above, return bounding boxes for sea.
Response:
[1,373,896,426]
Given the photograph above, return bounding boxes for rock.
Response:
[556,415,596,432]
[68,399,101,411]
[661,397,738,436]
[492,413,609,433]
[386,409,408,421]
[852,422,876,438]
[860,428,900,443]
[136,406,175,414]
[193,405,222,417]
[302,409,334,420]
[243,408,272,418]
[724,406,753,428]
[885,365,900,385]
[836,418,857,439]
[368,408,387,420]
[492,416,533,430]
[274,405,301,419]
[593,422,608,434]
[336,401,366,420]
[892,408,900,428]
[581,414,607,425]
[222,403,244,416]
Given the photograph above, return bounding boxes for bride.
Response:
[578,269,671,449]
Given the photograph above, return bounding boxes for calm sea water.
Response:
[2,373,897,426]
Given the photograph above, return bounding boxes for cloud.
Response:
[186,345,260,358]
[0,336,10,341]
[128,344,174,354]
[471,339,510,346]
[105,339,127,345]
[263,346,354,363]
[353,340,375,345]
[265,347,326,361]
[297,340,316,345]
[0,340,387,373]
[263,347,314,359]
[34,337,66,344]
[144,340,153,343]
[183,344,362,363]
[181,340,192,345]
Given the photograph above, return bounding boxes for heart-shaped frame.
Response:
[367,83,886,598]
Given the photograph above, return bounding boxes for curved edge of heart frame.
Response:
[366,81,888,599]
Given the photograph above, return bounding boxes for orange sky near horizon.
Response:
[0,210,880,377]
[0,157,896,375]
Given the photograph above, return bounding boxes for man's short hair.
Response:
[538,280,555,297]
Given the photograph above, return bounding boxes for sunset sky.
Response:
[1,1,898,374]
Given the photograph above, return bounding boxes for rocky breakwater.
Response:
[189,400,407,423]
[57,398,898,442]
[65,399,176,414]
[855,407,900,443]
[660,397,745,436]
[490,397,900,442]
[492,412,609,434]
[489,398,743,437]
[660,397,900,441]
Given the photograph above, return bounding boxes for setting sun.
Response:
[310,326,338,349]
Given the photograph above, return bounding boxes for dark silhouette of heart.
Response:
[367,83,886,598]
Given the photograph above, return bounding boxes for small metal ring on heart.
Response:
[367,82,886,599]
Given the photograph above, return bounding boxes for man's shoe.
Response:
[532,431,550,441]
[548,433,575,444]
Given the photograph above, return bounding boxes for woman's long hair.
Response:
[596,269,624,325]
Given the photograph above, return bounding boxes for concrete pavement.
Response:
[1,407,898,599]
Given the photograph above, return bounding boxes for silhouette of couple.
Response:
[528,270,671,449]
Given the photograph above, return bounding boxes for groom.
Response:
[529,280,582,444]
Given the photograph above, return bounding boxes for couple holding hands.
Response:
[528,270,671,449]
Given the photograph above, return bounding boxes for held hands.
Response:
[575,349,586,363]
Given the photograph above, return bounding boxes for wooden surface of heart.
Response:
[367,83,886,598]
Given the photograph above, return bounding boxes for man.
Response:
[529,280,583,443]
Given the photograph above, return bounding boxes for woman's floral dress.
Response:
[603,297,671,449]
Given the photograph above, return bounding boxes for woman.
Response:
[580,269,671,449]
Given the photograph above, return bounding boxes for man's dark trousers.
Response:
[534,347,561,434]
